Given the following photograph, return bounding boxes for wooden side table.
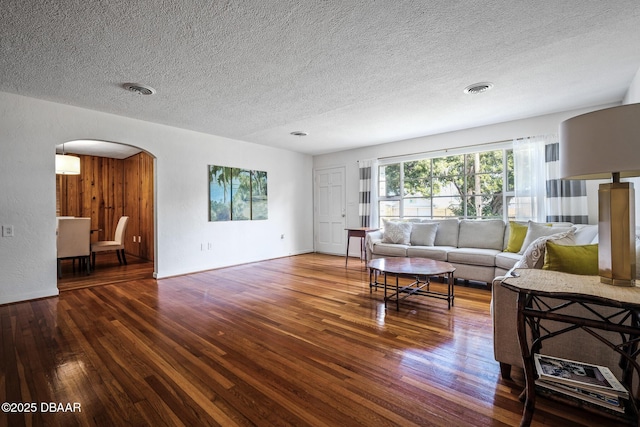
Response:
[345,227,379,266]
[502,269,640,426]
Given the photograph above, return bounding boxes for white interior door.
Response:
[315,166,346,255]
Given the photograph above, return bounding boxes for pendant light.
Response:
[55,143,80,175]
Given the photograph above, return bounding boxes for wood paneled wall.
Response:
[56,152,154,261]
[57,156,125,241]
[124,152,154,261]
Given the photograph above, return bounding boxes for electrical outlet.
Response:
[2,225,14,237]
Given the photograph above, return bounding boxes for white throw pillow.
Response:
[410,222,438,246]
[514,229,576,269]
[518,221,573,255]
[382,220,412,245]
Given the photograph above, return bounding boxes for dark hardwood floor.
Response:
[2,253,616,426]
[57,252,154,291]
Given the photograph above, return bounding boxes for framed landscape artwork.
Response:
[251,170,268,220]
[209,165,268,221]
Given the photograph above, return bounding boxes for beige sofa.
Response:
[366,219,510,284]
[365,219,592,284]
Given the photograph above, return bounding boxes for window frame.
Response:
[377,142,513,226]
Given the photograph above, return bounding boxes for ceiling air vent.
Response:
[123,83,156,95]
[464,82,493,95]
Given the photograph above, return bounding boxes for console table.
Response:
[502,269,640,426]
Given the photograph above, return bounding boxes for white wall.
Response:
[0,91,314,304]
[314,104,621,236]
[623,66,640,104]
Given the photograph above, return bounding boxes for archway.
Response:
[55,140,157,289]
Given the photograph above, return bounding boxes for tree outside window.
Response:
[378,148,514,226]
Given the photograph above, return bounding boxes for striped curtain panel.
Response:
[545,142,589,224]
[358,159,377,227]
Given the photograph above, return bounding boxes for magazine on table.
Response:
[534,354,629,398]
[535,380,625,413]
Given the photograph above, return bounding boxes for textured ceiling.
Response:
[2,1,640,155]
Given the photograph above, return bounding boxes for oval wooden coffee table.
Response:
[368,257,456,310]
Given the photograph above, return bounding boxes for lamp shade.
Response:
[559,103,640,180]
[55,154,81,175]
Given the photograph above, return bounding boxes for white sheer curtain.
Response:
[513,134,589,223]
[358,159,378,227]
[513,135,550,221]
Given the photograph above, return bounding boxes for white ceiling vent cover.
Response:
[123,83,156,95]
[464,82,494,95]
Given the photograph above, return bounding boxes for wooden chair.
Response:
[57,217,91,278]
[91,216,129,268]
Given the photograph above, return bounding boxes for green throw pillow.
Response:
[542,241,598,275]
[505,221,528,253]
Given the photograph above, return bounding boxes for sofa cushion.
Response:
[543,242,599,275]
[518,221,572,254]
[422,219,459,247]
[447,248,501,267]
[410,222,438,246]
[514,228,576,269]
[406,245,454,261]
[573,224,599,245]
[452,263,496,284]
[372,243,409,257]
[495,252,522,271]
[458,219,505,250]
[382,220,412,245]
[550,222,575,228]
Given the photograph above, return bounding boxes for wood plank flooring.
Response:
[57,252,154,291]
[1,253,615,426]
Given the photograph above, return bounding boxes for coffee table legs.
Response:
[369,270,454,310]
[446,272,454,309]
[377,271,400,311]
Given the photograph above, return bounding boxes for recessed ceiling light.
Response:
[464,82,493,95]
[123,83,156,95]
[290,131,308,136]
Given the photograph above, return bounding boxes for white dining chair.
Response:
[57,217,91,278]
[91,216,129,268]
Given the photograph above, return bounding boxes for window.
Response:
[378,147,514,227]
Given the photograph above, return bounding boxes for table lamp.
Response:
[560,103,640,286]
